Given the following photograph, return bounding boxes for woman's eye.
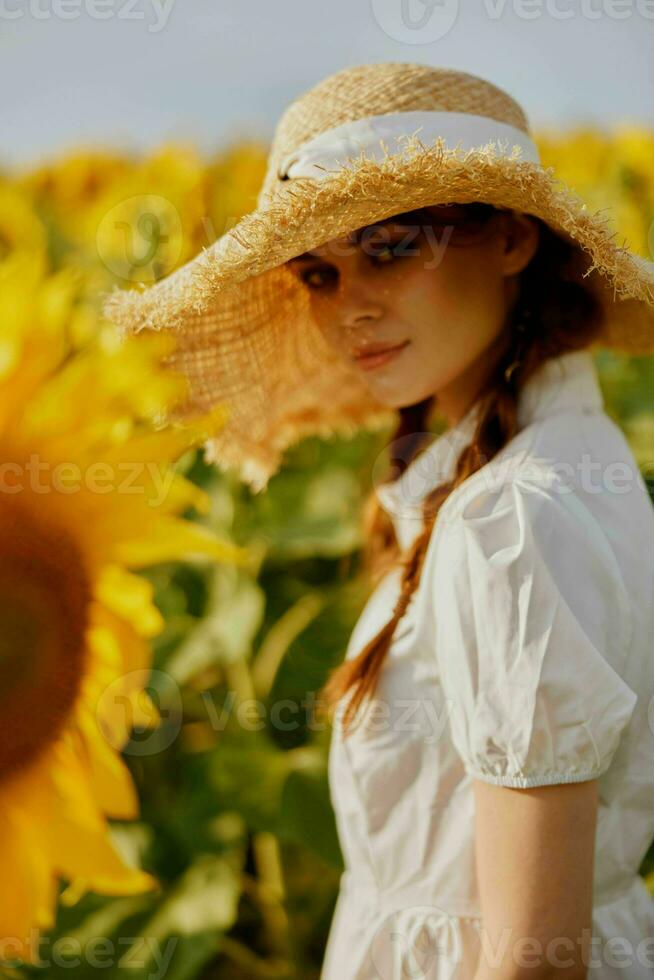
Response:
[370,240,408,264]
[298,238,409,289]
[300,265,338,289]
[300,265,337,290]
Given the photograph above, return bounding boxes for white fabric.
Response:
[277,109,541,181]
[323,350,654,979]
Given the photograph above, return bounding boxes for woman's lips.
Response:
[354,340,410,371]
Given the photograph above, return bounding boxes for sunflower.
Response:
[0,253,248,965]
[0,182,48,263]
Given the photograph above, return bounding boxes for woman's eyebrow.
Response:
[288,250,322,263]
[288,218,406,263]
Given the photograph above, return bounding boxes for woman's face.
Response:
[286,205,540,425]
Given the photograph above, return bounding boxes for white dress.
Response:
[322,349,654,980]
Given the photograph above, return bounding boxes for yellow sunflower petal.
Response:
[76,706,140,820]
[128,687,161,730]
[46,734,158,897]
[0,810,53,961]
[148,470,212,515]
[93,565,164,637]
[111,516,250,568]
[87,600,152,675]
[0,752,60,960]
[83,401,230,469]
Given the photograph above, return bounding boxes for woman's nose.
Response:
[340,285,385,331]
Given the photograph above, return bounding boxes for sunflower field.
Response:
[1,128,653,980]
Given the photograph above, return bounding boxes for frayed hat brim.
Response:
[102,137,654,492]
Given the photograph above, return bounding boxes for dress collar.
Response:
[375,349,604,548]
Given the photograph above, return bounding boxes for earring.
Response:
[504,357,522,383]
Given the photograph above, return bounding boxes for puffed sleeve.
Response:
[426,473,638,788]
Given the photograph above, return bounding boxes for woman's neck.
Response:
[434,329,511,427]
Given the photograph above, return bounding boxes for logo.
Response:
[370,0,460,43]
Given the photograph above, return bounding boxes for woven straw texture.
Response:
[102,63,654,491]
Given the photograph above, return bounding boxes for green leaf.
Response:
[279,767,343,869]
[209,730,291,834]
[166,565,266,684]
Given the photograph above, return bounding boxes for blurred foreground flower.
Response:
[0,253,248,965]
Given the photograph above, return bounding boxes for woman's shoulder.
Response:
[419,424,641,788]
[437,404,652,535]
[429,421,635,667]
[435,425,575,537]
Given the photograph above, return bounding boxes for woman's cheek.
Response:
[310,299,341,351]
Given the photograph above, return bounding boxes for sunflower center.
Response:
[0,499,91,783]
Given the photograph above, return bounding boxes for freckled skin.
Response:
[286,205,540,426]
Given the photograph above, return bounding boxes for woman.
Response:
[104,63,654,979]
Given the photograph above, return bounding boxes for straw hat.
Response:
[102,62,654,492]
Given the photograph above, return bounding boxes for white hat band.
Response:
[278,109,541,180]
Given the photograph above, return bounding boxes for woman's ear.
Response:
[499,212,540,276]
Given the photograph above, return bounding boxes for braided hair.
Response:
[318,205,605,738]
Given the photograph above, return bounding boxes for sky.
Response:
[1,0,653,170]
